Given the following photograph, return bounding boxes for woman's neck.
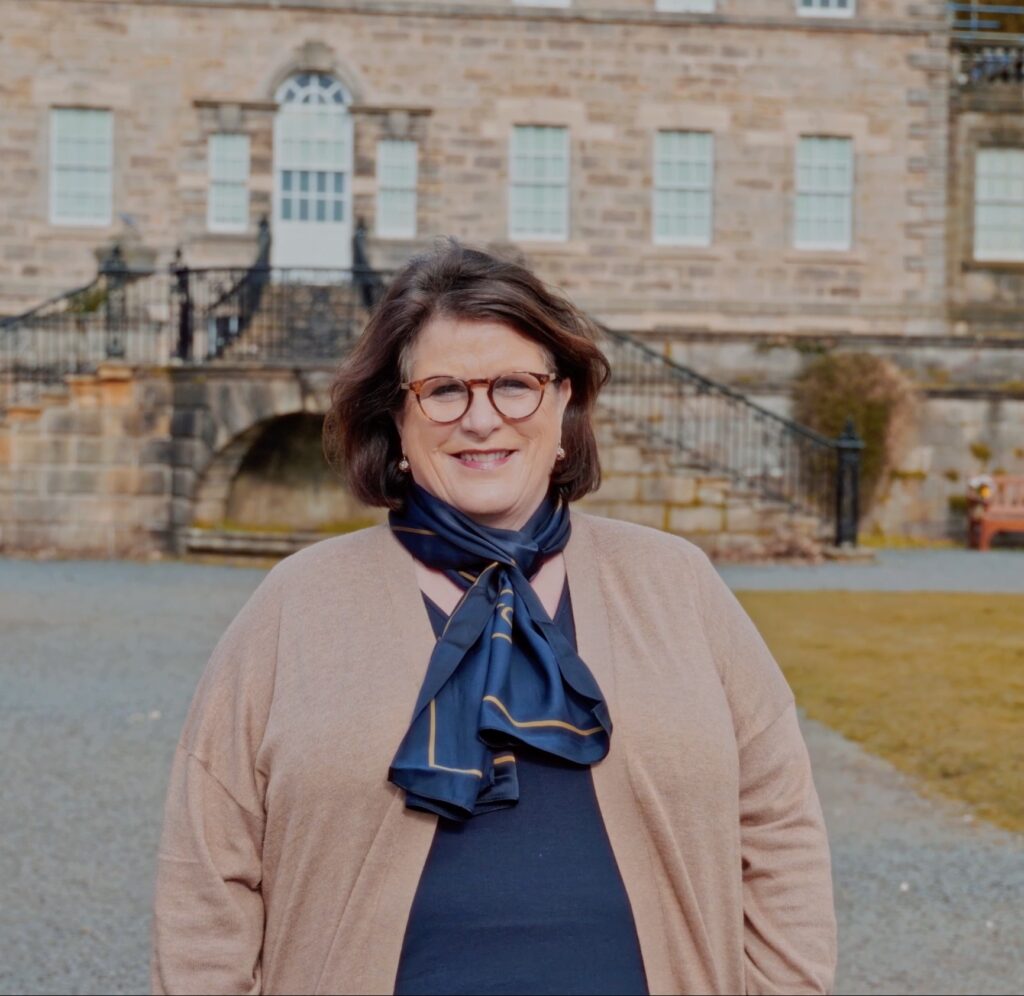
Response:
[413,553,566,620]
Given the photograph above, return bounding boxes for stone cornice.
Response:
[23,0,948,37]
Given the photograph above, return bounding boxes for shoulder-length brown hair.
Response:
[323,237,611,509]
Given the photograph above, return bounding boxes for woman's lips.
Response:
[450,449,515,470]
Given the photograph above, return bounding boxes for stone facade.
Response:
[1,0,949,339]
[0,362,826,559]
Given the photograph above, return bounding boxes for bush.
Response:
[792,351,917,517]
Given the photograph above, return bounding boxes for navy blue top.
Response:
[393,580,649,996]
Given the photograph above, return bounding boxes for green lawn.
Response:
[736,591,1024,834]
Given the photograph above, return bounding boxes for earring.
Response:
[555,446,566,461]
[398,455,410,472]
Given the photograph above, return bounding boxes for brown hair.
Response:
[323,237,611,509]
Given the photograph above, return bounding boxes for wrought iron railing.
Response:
[0,248,171,408]
[950,2,1024,44]
[172,264,392,363]
[1,238,861,543]
[598,328,862,546]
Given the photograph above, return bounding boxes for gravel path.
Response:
[0,554,1021,995]
[718,548,1024,593]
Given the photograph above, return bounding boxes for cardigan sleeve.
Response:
[151,569,284,995]
[692,551,837,995]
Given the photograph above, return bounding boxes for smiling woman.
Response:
[152,238,837,996]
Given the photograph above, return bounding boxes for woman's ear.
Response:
[556,376,572,418]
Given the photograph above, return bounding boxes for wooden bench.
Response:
[966,474,1024,550]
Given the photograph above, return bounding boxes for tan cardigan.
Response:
[151,511,836,995]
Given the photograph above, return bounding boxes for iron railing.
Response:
[599,328,862,546]
[950,2,1024,43]
[1,240,861,544]
[172,264,391,363]
[0,248,172,408]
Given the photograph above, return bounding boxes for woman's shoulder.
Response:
[569,507,712,577]
[261,523,395,590]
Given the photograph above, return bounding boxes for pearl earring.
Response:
[555,446,566,461]
[398,456,410,472]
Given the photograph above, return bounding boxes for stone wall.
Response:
[1,0,948,341]
[646,328,1024,540]
[0,361,830,559]
[0,366,174,557]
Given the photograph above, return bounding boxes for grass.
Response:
[736,591,1024,834]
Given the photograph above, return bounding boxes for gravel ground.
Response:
[718,548,1024,593]
[0,553,1021,995]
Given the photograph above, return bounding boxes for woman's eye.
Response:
[495,378,532,395]
[428,382,465,399]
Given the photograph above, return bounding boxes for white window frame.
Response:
[973,147,1024,262]
[794,136,854,252]
[508,125,570,242]
[375,140,418,239]
[652,130,714,248]
[656,0,715,12]
[796,0,855,17]
[207,133,251,234]
[49,107,113,228]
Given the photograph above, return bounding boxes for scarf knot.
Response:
[388,484,612,821]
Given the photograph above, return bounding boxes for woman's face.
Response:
[395,315,572,531]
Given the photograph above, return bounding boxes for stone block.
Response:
[172,437,210,471]
[75,439,103,464]
[100,437,136,466]
[139,437,174,465]
[103,467,138,495]
[591,474,640,502]
[139,466,172,496]
[47,467,100,495]
[668,505,723,534]
[21,437,70,465]
[173,466,196,499]
[602,502,665,530]
[601,445,643,474]
[723,504,761,533]
[639,475,697,505]
[96,378,134,408]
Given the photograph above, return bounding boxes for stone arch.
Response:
[178,368,381,538]
[263,41,365,106]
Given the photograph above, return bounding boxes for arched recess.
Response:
[271,69,355,270]
[192,413,382,532]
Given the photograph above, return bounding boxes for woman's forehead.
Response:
[408,317,552,374]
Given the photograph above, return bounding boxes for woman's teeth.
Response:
[457,450,511,464]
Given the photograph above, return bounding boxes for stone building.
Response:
[2,0,949,335]
[4,0,1024,555]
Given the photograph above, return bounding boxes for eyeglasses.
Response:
[400,371,560,424]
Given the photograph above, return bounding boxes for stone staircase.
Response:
[578,411,827,561]
[215,280,363,362]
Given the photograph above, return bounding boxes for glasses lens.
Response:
[492,373,544,420]
[419,377,469,422]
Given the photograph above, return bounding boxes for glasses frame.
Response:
[400,370,560,425]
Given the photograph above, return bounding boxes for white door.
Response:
[272,73,353,271]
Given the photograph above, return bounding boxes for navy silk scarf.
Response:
[388,483,612,821]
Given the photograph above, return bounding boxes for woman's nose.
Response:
[460,385,502,434]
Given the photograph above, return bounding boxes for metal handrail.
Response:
[2,243,862,544]
[950,2,1024,43]
[599,325,838,448]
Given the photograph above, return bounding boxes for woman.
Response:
[151,239,836,995]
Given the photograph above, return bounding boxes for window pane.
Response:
[653,130,713,245]
[975,148,1024,259]
[509,126,568,240]
[207,133,250,231]
[376,140,418,237]
[51,108,113,225]
[794,137,852,249]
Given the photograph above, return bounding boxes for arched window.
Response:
[272,73,354,269]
